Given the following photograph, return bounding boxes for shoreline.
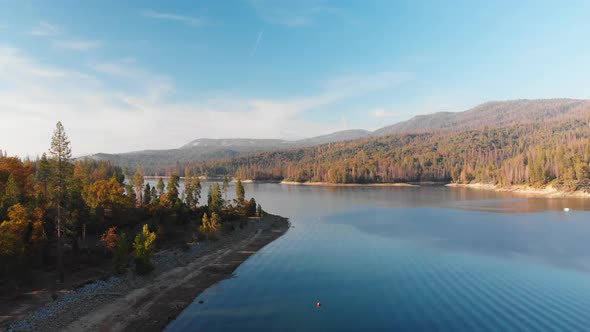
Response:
[10,214,289,332]
[279,181,418,187]
[446,183,590,198]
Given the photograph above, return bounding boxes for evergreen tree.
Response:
[222,176,229,202]
[192,175,202,206]
[208,183,223,215]
[150,186,158,204]
[156,178,165,197]
[245,197,256,217]
[133,167,144,206]
[184,170,195,208]
[235,179,245,205]
[49,121,72,283]
[125,184,136,206]
[143,183,152,205]
[257,204,263,218]
[3,174,20,208]
[166,174,180,204]
[36,153,51,200]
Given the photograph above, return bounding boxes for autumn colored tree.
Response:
[82,177,127,209]
[100,226,118,253]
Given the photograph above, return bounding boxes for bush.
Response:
[100,226,118,254]
[133,224,156,275]
[199,212,221,240]
[114,232,130,273]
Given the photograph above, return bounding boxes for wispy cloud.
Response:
[250,30,264,56]
[0,44,411,156]
[29,21,62,36]
[249,0,351,27]
[53,39,103,51]
[371,108,396,118]
[141,10,210,27]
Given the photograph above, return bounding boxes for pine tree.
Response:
[156,178,165,197]
[222,176,229,202]
[150,186,158,204]
[184,170,195,208]
[208,183,222,215]
[49,121,72,283]
[166,174,180,205]
[257,204,263,218]
[192,175,201,206]
[125,184,136,206]
[36,153,51,200]
[3,174,20,208]
[235,179,245,205]
[133,167,144,207]
[143,183,152,205]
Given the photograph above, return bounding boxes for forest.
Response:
[0,122,262,284]
[179,117,590,191]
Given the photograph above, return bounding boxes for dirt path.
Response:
[64,215,289,332]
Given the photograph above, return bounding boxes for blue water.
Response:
[166,184,590,331]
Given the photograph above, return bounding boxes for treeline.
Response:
[0,123,263,282]
[180,118,590,191]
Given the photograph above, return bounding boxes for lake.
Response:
[163,183,590,331]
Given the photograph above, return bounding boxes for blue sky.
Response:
[1,0,590,156]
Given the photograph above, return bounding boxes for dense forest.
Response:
[0,122,262,283]
[181,117,590,191]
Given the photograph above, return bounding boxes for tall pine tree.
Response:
[49,121,72,283]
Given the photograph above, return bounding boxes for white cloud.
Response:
[29,21,62,36]
[0,45,411,157]
[53,39,103,51]
[371,108,396,118]
[141,10,210,27]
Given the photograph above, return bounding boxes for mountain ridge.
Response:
[85,98,590,173]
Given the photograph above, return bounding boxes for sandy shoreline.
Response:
[446,183,590,198]
[9,214,289,332]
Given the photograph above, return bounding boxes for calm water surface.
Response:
[165,184,590,331]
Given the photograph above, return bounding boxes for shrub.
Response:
[199,212,221,240]
[114,232,130,273]
[100,226,118,254]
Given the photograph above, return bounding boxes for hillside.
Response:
[190,116,590,191]
[86,99,590,176]
[84,129,370,173]
[372,99,590,136]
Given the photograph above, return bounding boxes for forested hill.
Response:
[191,116,590,191]
[88,99,590,179]
[372,99,590,136]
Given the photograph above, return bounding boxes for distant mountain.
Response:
[85,99,590,174]
[84,129,371,173]
[294,129,370,146]
[372,99,590,136]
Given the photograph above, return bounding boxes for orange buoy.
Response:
[316,302,321,308]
